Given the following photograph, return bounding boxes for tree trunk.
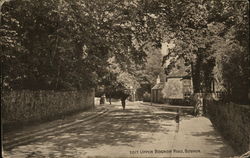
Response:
[194,93,203,116]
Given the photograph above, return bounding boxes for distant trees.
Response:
[100,56,140,98]
[136,43,163,98]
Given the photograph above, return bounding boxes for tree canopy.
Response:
[1,0,148,91]
[141,0,249,103]
[1,0,249,103]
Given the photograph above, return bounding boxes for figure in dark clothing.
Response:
[175,108,180,123]
[109,94,112,105]
[100,94,106,104]
[109,97,112,105]
[121,98,126,110]
[121,94,129,110]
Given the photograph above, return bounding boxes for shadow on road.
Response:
[42,108,175,154]
[3,104,236,158]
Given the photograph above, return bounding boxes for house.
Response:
[152,59,193,104]
[152,76,164,103]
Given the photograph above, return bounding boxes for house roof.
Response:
[152,82,164,90]
[167,69,190,78]
[166,59,191,78]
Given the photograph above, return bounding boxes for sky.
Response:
[161,41,175,56]
[161,41,175,68]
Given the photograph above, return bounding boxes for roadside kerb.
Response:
[4,107,103,138]
[4,108,109,150]
[142,102,194,114]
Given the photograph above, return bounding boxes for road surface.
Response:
[3,101,236,158]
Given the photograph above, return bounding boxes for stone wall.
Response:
[2,89,95,127]
[207,100,250,154]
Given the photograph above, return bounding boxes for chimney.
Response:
[156,75,160,84]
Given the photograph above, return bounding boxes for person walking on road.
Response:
[121,96,126,110]
[109,94,112,105]
[121,94,129,110]
[175,108,180,123]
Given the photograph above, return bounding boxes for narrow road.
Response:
[3,102,235,158]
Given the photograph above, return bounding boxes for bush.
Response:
[143,92,151,102]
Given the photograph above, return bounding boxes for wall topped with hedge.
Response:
[207,100,250,154]
[2,89,95,127]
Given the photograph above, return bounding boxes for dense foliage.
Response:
[1,0,148,91]
[141,0,249,103]
[1,0,249,103]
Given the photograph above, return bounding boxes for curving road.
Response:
[3,101,235,158]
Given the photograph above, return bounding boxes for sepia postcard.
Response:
[1,0,249,158]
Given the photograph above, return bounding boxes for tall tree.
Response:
[1,0,148,90]
[140,0,249,103]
